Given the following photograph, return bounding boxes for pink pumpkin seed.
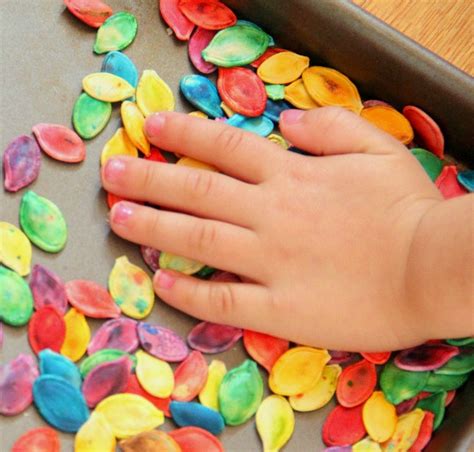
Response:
[29,264,68,315]
[138,322,189,362]
[188,27,217,74]
[187,321,243,354]
[87,317,138,355]
[172,351,208,402]
[394,344,459,371]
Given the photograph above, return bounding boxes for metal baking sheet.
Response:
[1,1,472,451]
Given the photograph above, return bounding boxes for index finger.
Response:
[144,111,289,183]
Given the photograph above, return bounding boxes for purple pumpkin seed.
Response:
[0,354,39,415]
[87,318,138,355]
[209,271,241,283]
[29,264,68,315]
[138,322,189,362]
[394,344,459,371]
[81,355,132,408]
[3,135,41,192]
[0,322,3,350]
[328,350,355,365]
[140,245,161,273]
[395,396,418,415]
[187,321,242,354]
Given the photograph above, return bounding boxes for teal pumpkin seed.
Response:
[0,265,33,326]
[446,337,474,346]
[226,114,273,137]
[94,12,138,54]
[434,348,474,375]
[380,361,429,405]
[72,93,112,139]
[79,349,137,378]
[411,148,444,181]
[415,391,447,430]
[218,359,263,425]
[19,191,67,253]
[423,371,469,392]
[202,24,270,67]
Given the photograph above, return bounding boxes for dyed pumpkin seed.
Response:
[169,427,224,452]
[395,397,418,416]
[302,66,363,113]
[189,27,217,74]
[361,352,391,365]
[202,24,270,67]
[434,347,474,375]
[289,364,341,412]
[411,147,444,181]
[20,191,67,253]
[256,395,295,452]
[170,401,225,435]
[39,349,82,389]
[226,113,274,136]
[0,265,33,326]
[88,317,138,354]
[173,351,208,402]
[160,0,195,40]
[138,321,189,362]
[243,329,289,372]
[267,133,288,149]
[72,93,112,140]
[159,251,205,275]
[446,337,474,346]
[0,354,38,415]
[353,437,382,452]
[258,51,310,84]
[11,427,60,452]
[0,222,31,276]
[217,67,266,117]
[195,265,216,278]
[380,361,429,405]
[102,50,138,87]
[362,391,397,443]
[336,359,377,408]
[251,47,286,68]
[121,101,150,156]
[83,72,135,102]
[223,95,244,116]
[96,393,164,438]
[394,344,459,371]
[180,74,223,118]
[435,165,468,199]
[199,359,227,410]
[423,371,469,392]
[136,70,175,117]
[61,308,91,362]
[236,19,274,46]
[263,99,292,123]
[189,110,208,118]
[363,99,391,108]
[32,123,86,163]
[94,12,138,54]
[101,127,137,165]
[136,350,174,398]
[80,349,136,378]
[82,355,132,407]
[177,155,218,171]
[120,430,181,452]
[109,256,154,319]
[269,346,331,396]
[415,391,446,430]
[382,408,424,451]
[218,359,263,425]
[30,264,68,314]
[457,170,474,192]
[146,146,168,163]
[178,0,237,30]
[402,105,444,157]
[64,0,112,28]
[409,411,434,452]
[125,374,171,417]
[28,307,66,354]
[0,323,3,350]
[75,410,116,452]
[33,374,89,432]
[3,135,41,192]
[265,84,285,100]
[360,106,414,144]
[187,321,243,354]
[322,405,366,447]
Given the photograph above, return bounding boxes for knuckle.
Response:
[142,162,158,192]
[189,221,217,254]
[147,211,162,237]
[184,169,215,198]
[210,283,236,318]
[216,127,245,155]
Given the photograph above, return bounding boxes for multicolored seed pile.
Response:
[1,0,472,451]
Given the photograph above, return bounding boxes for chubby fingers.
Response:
[144,111,289,183]
[109,201,264,279]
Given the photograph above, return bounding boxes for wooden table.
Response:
[355,0,473,76]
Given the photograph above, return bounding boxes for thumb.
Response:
[280,106,402,156]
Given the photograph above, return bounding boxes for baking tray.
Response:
[0,0,472,451]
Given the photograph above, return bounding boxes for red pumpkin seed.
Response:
[445,390,456,406]
[160,0,195,41]
[11,427,60,452]
[396,396,418,415]
[243,330,289,372]
[169,426,224,452]
[435,165,468,199]
[394,344,459,371]
[28,307,66,354]
[336,359,377,407]
[87,317,138,355]
[328,350,356,365]
[124,374,171,417]
[322,404,366,447]
[179,0,237,30]
[189,27,217,74]
[64,0,113,28]
[172,351,208,402]
[146,146,168,163]
[409,411,434,452]
[187,321,243,354]
[29,264,68,315]
[361,351,391,365]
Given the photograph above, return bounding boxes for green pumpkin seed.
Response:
[446,337,474,346]
[73,93,112,140]
[411,148,444,181]
[415,391,447,430]
[0,265,33,326]
[94,12,138,54]
[79,349,137,378]
[424,371,469,392]
[434,348,474,375]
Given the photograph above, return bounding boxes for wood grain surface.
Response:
[354,0,473,76]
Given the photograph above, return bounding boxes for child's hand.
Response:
[102,107,472,351]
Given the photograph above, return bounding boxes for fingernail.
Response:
[154,270,176,289]
[111,202,134,225]
[145,113,166,139]
[281,109,304,125]
[104,158,126,182]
